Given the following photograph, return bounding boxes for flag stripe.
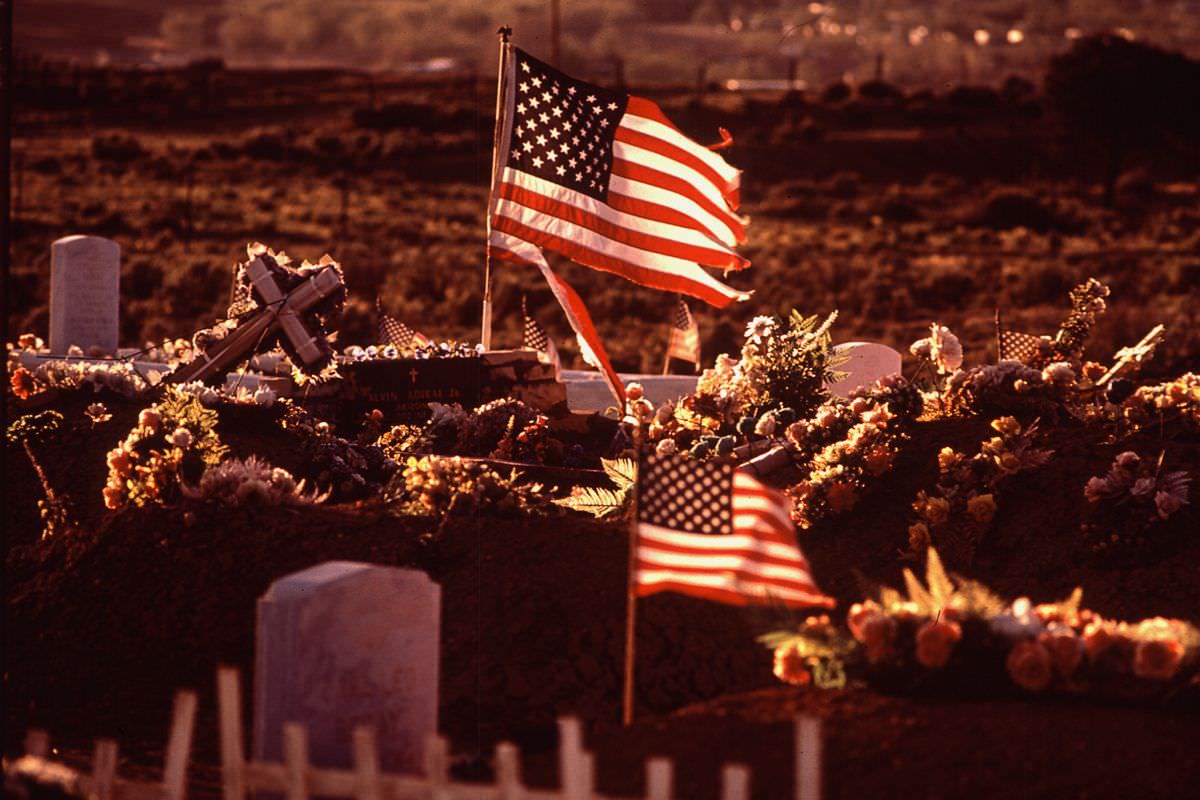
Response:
[636,556,829,595]
[613,139,734,218]
[491,214,747,308]
[608,175,743,250]
[611,154,746,244]
[636,575,835,608]
[623,97,742,194]
[615,125,733,207]
[497,173,747,270]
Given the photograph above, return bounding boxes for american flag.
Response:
[377,299,432,351]
[665,295,701,369]
[522,295,561,376]
[488,47,750,309]
[997,328,1050,364]
[635,454,834,609]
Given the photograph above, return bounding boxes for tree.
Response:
[1044,34,1200,206]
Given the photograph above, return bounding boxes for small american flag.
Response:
[636,454,834,609]
[488,47,750,308]
[522,295,561,375]
[665,295,701,369]
[377,299,432,351]
[997,328,1050,364]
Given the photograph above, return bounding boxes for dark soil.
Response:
[6,389,1199,798]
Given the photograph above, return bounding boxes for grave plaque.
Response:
[49,235,120,354]
[828,342,903,397]
[338,357,484,423]
[254,561,440,774]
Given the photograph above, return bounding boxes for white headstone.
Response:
[828,342,902,397]
[254,561,440,773]
[49,235,120,355]
[562,371,698,412]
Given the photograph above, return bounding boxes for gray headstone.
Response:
[49,235,120,355]
[254,561,440,773]
[828,342,903,397]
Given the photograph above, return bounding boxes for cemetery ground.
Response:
[7,64,1200,797]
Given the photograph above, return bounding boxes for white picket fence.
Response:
[16,667,822,800]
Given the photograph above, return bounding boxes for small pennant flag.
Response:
[997,328,1050,364]
[666,295,701,370]
[377,299,432,351]
[522,295,561,376]
[635,454,834,609]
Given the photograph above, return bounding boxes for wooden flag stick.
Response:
[481,25,513,350]
[623,478,640,726]
[994,308,1003,363]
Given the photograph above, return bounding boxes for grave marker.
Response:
[49,235,120,355]
[254,561,440,775]
[828,342,902,397]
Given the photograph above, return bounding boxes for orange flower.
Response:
[966,493,997,524]
[1133,638,1184,681]
[102,485,124,510]
[773,645,811,687]
[860,614,898,664]
[10,367,38,399]
[907,522,931,551]
[864,446,895,476]
[1083,619,1116,658]
[1007,640,1053,691]
[916,620,962,668]
[1040,630,1084,677]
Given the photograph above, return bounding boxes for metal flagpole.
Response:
[622,477,640,726]
[481,26,512,351]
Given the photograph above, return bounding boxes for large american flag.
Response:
[636,454,834,609]
[488,48,750,309]
[665,295,701,369]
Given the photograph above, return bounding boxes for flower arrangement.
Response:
[7,410,75,539]
[1082,451,1191,552]
[102,388,230,510]
[385,455,545,518]
[691,310,842,429]
[1118,373,1200,434]
[1051,278,1110,364]
[764,548,1200,703]
[181,455,327,507]
[343,341,482,360]
[8,356,161,402]
[276,401,392,502]
[907,416,1053,564]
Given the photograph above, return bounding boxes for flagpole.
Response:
[994,307,1003,362]
[622,478,640,726]
[481,25,512,351]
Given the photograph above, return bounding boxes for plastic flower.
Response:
[922,496,950,525]
[991,416,1020,436]
[916,620,962,668]
[754,413,777,437]
[626,382,645,401]
[927,324,963,373]
[1041,362,1076,386]
[1133,638,1183,681]
[102,485,124,510]
[169,427,194,448]
[1114,451,1141,471]
[138,408,162,431]
[1006,640,1053,691]
[655,438,678,456]
[10,366,38,399]
[864,446,895,476]
[773,644,811,686]
[1040,628,1084,677]
[966,493,997,524]
[860,614,898,664]
[937,447,959,471]
[907,522,931,550]
[106,448,133,476]
[825,481,858,513]
[1155,489,1188,519]
[744,315,777,343]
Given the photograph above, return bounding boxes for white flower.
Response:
[990,597,1045,640]
[655,438,678,456]
[754,413,777,437]
[909,337,932,360]
[169,427,194,448]
[927,324,963,373]
[1041,361,1075,386]
[252,387,277,407]
[1083,476,1111,503]
[344,345,366,360]
[744,315,777,343]
[1114,451,1141,471]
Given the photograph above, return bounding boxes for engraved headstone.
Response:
[828,342,903,397]
[49,235,120,354]
[254,561,440,773]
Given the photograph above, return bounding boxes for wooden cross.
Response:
[1096,323,1165,388]
[167,257,343,385]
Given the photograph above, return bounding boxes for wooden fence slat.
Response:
[719,764,749,800]
[351,727,382,800]
[163,691,198,800]
[283,723,309,800]
[557,718,587,800]
[645,758,672,800]
[494,742,522,800]
[24,730,50,758]
[93,739,120,800]
[794,716,821,800]
[217,667,245,800]
[423,734,450,800]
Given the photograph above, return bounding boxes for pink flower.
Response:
[1114,451,1141,471]
[626,382,645,401]
[773,645,811,686]
[102,485,124,510]
[915,620,962,668]
[815,409,840,429]
[862,406,894,427]
[861,614,898,663]
[1133,638,1184,681]
[1006,640,1053,692]
[1155,490,1187,519]
[849,397,871,415]
[106,448,133,476]
[138,408,162,432]
[1083,476,1111,503]
[1130,477,1156,498]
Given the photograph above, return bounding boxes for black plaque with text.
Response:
[337,358,483,424]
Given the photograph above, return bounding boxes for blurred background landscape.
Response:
[9,0,1200,376]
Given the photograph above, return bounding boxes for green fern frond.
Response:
[925,548,956,608]
[554,485,629,518]
[602,457,637,490]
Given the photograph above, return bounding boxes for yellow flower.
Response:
[996,453,1021,473]
[923,497,950,525]
[908,522,931,550]
[937,447,959,471]
[966,493,997,524]
[991,416,1021,436]
[981,436,1006,456]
